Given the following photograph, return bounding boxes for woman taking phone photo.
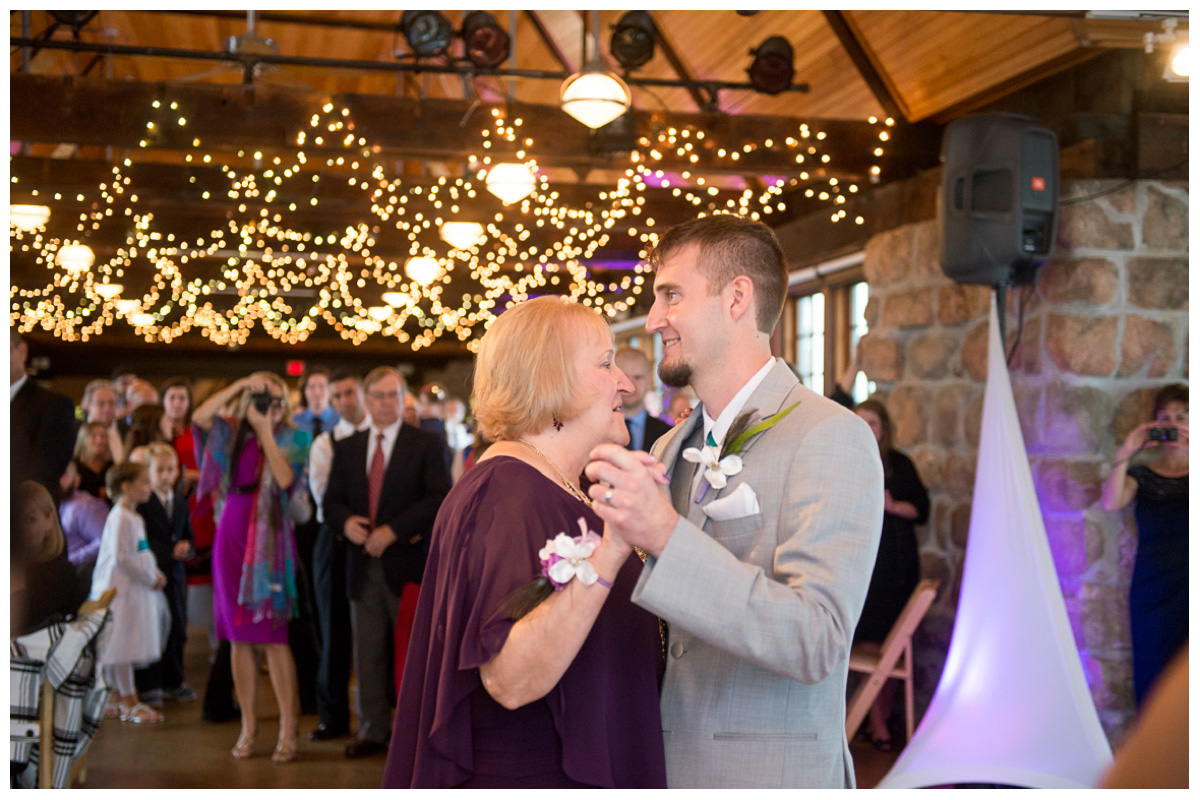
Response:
[1102,383,1188,710]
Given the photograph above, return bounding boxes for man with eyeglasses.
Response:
[323,366,451,759]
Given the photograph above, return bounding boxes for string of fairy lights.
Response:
[10,95,893,350]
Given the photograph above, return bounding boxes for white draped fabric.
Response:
[877,293,1113,788]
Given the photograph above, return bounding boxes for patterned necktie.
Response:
[368,431,385,525]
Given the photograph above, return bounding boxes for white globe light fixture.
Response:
[115,299,140,315]
[129,312,156,327]
[382,291,412,307]
[560,61,631,129]
[405,256,445,287]
[439,221,486,250]
[56,243,95,275]
[93,282,124,300]
[10,204,50,232]
[1169,43,1190,78]
[366,305,393,322]
[485,163,537,205]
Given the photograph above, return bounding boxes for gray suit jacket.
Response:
[635,360,883,788]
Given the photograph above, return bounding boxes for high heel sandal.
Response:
[272,732,298,763]
[231,729,257,759]
[119,701,164,724]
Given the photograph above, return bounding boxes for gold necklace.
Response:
[515,439,592,508]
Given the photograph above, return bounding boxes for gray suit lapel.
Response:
[732,363,801,456]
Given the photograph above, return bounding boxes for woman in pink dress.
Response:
[193,372,311,763]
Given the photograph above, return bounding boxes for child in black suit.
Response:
[134,442,197,705]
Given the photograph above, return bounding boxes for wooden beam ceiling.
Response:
[10,74,909,182]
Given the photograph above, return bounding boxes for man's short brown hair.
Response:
[648,214,788,334]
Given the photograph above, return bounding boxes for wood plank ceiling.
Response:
[9,9,1181,359]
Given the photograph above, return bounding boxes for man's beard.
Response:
[658,359,692,389]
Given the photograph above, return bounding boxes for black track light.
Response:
[398,10,454,59]
[462,11,510,69]
[747,36,794,94]
[610,11,656,71]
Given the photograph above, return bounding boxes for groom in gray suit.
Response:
[586,215,883,788]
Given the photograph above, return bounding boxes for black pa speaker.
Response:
[939,113,1059,286]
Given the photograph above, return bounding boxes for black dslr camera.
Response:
[251,391,276,414]
[1147,426,1178,442]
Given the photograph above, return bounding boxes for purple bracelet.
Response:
[595,575,613,589]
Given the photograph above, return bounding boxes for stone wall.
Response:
[858,179,1189,747]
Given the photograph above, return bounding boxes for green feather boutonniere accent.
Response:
[721,400,802,458]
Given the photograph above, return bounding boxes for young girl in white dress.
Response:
[90,461,171,724]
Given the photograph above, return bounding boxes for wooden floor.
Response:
[83,626,899,789]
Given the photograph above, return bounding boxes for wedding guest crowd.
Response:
[8,201,1186,789]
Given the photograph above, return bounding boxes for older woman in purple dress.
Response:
[382,296,667,788]
[193,372,311,764]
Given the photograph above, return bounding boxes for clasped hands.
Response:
[345,515,397,557]
[585,445,677,559]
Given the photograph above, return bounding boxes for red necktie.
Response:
[368,431,386,525]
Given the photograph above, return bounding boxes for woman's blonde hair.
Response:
[232,371,292,424]
[14,480,65,562]
[73,420,109,461]
[473,296,612,441]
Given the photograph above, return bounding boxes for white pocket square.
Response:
[702,483,760,521]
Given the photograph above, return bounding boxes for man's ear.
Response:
[725,275,756,324]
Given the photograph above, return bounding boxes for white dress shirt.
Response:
[700,356,777,451]
[155,488,173,518]
[366,419,402,474]
[308,414,372,523]
[9,373,28,400]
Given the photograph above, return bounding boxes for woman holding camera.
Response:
[1102,383,1188,709]
[193,373,312,762]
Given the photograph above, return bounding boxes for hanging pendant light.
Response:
[10,204,50,231]
[56,243,95,275]
[405,256,445,287]
[439,221,486,250]
[560,9,631,129]
[485,163,537,205]
[366,305,393,322]
[382,291,411,307]
[561,63,631,128]
[93,282,124,300]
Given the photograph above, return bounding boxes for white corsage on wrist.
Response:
[538,517,613,590]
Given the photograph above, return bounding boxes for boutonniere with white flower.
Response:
[685,401,802,503]
[538,517,612,590]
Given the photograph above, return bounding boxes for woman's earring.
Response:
[552,414,563,432]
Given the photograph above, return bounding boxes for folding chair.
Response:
[845,578,939,743]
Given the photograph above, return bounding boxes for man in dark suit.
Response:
[305,369,373,741]
[10,328,76,506]
[134,442,197,705]
[323,366,451,759]
[616,347,672,452]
